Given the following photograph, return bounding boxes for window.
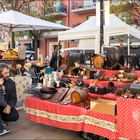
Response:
[83,0,95,7]
[55,20,64,25]
[84,15,93,21]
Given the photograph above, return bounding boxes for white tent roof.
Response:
[60,46,94,52]
[58,14,140,41]
[0,10,70,31]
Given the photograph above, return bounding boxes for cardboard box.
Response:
[90,99,117,115]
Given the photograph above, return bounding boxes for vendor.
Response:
[59,51,70,73]
[118,39,125,66]
[50,50,62,71]
[80,52,85,64]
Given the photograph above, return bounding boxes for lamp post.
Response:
[100,0,104,54]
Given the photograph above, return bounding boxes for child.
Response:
[0,72,10,135]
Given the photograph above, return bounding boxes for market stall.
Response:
[25,96,118,140]
[0,10,70,49]
[10,76,32,100]
[58,14,140,54]
[24,63,140,139]
[0,10,70,70]
[26,95,140,139]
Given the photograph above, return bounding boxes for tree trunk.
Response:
[30,30,42,60]
[12,32,15,48]
[33,37,39,59]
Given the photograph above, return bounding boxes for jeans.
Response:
[0,114,3,132]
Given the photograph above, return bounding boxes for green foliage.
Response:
[111,1,127,16]
[0,0,50,38]
[121,12,133,24]
[111,0,140,25]
[15,31,32,40]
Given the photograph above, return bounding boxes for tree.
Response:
[0,0,51,58]
[111,0,140,26]
[0,0,35,52]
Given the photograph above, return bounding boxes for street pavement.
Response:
[0,110,83,140]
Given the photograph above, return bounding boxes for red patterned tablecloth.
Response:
[70,78,130,88]
[117,97,140,139]
[25,96,85,131]
[103,70,140,78]
[84,110,117,139]
[102,70,118,76]
[135,71,140,78]
[88,93,117,100]
[25,96,118,139]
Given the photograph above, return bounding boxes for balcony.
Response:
[72,0,96,14]
[45,1,67,18]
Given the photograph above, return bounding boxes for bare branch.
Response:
[0,1,5,11]
[17,0,26,10]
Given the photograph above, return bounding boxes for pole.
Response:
[100,0,104,54]
[127,34,130,67]
[127,34,130,56]
[57,41,61,69]
[10,25,13,49]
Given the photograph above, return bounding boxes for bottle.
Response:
[43,76,47,87]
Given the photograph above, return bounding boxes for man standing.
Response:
[119,39,125,66]
[0,63,19,135]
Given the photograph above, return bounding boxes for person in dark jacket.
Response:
[50,51,62,71]
[0,72,9,135]
[118,39,125,66]
[0,73,7,109]
[0,63,19,135]
[79,52,85,64]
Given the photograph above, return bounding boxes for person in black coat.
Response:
[50,51,62,71]
[118,40,125,66]
[0,63,19,134]
[0,72,9,134]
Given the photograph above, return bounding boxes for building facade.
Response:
[28,0,140,60]
[38,0,96,59]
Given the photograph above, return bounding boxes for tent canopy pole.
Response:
[9,25,13,49]
[100,0,104,54]
[57,41,61,69]
[127,34,130,67]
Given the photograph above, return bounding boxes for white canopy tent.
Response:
[0,10,70,31]
[60,44,95,52]
[58,14,140,54]
[0,10,70,48]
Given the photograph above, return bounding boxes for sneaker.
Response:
[0,128,11,136]
[3,123,8,128]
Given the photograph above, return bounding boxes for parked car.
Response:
[26,50,35,60]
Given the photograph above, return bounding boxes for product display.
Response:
[2,49,18,59]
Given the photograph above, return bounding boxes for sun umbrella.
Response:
[0,10,70,48]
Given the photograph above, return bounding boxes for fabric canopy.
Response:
[58,14,140,53]
[60,46,94,52]
[59,14,140,40]
[0,10,70,32]
[0,10,70,49]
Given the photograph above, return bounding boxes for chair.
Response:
[29,68,43,83]
[10,76,32,110]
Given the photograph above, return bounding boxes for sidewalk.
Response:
[1,110,83,140]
